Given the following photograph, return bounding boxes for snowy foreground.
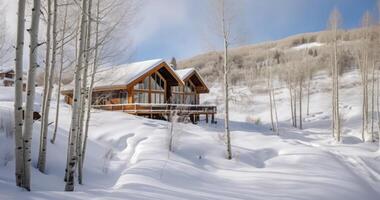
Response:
[1,71,380,200]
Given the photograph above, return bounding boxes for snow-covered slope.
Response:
[291,42,324,50]
[0,70,379,200]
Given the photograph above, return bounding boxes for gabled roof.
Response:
[175,68,209,93]
[94,59,164,89]
[175,68,194,80]
[63,59,184,93]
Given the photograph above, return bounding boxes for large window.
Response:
[184,81,197,105]
[171,86,183,104]
[134,92,149,103]
[171,81,198,105]
[133,72,166,104]
[120,91,128,104]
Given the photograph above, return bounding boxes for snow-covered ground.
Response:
[0,70,379,200]
[291,42,324,50]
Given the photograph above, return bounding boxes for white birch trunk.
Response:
[268,65,275,132]
[78,0,93,184]
[371,62,375,142]
[40,0,52,149]
[224,38,232,160]
[65,0,88,191]
[82,0,100,173]
[294,87,297,128]
[22,0,42,191]
[38,0,58,173]
[272,87,279,135]
[289,86,294,127]
[51,2,68,144]
[14,0,26,187]
[307,67,311,116]
[299,78,303,130]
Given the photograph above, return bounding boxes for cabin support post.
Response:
[211,114,216,124]
[206,114,209,123]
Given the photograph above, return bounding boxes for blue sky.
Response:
[127,0,377,63]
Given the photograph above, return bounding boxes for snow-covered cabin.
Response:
[61,59,216,123]
[0,67,15,86]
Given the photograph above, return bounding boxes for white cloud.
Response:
[130,0,188,46]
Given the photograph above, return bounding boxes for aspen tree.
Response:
[38,0,58,172]
[78,0,93,184]
[51,2,69,144]
[14,0,26,187]
[210,0,242,160]
[267,62,275,132]
[82,0,100,168]
[328,8,342,141]
[65,0,88,191]
[299,69,303,130]
[357,12,372,141]
[23,0,42,191]
[39,0,52,155]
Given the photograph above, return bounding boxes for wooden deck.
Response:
[92,103,217,123]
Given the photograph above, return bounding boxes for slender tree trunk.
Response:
[331,48,336,139]
[294,87,297,128]
[40,0,52,151]
[377,68,380,145]
[289,86,294,126]
[51,3,68,144]
[268,68,275,132]
[223,38,232,160]
[299,78,303,130]
[362,50,369,141]
[64,14,81,181]
[371,62,375,142]
[335,33,341,141]
[82,0,100,171]
[14,0,26,187]
[307,73,311,116]
[65,0,88,191]
[78,0,93,184]
[22,0,41,191]
[272,87,279,135]
[38,0,58,173]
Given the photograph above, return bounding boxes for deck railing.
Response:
[92,103,217,114]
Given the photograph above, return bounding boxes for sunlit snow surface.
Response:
[0,70,379,200]
[292,42,324,50]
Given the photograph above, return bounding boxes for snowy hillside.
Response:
[1,69,379,200]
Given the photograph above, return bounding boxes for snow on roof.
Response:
[0,66,14,73]
[292,42,324,50]
[63,59,165,91]
[93,59,164,88]
[175,68,195,80]
[175,68,209,92]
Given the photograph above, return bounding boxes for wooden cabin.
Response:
[0,68,15,86]
[62,59,216,123]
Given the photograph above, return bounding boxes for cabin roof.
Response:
[94,59,164,88]
[0,66,14,74]
[175,68,209,93]
[62,59,184,93]
[175,68,194,80]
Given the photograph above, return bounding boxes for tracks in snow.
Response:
[285,127,380,195]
